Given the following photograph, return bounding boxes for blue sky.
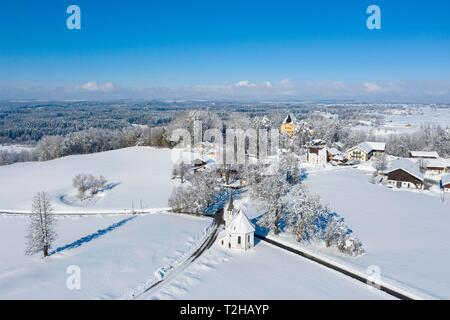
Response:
[1,0,450,101]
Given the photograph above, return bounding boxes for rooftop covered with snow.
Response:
[409,151,440,159]
[384,158,424,181]
[227,210,255,234]
[442,174,450,186]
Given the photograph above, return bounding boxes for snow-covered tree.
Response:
[25,191,57,257]
[169,169,222,215]
[417,159,428,174]
[374,154,387,173]
[168,186,200,214]
[239,163,264,186]
[168,110,223,144]
[324,213,364,256]
[36,135,64,161]
[227,112,251,130]
[73,174,108,200]
[279,153,300,184]
[251,174,290,235]
[284,184,329,242]
[172,161,191,183]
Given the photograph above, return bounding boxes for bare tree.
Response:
[25,191,57,257]
[73,174,108,200]
[374,154,387,173]
[173,161,191,183]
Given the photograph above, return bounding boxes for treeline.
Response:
[343,125,450,158]
[0,126,171,165]
[0,101,175,144]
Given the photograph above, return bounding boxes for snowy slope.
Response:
[0,147,175,213]
[0,213,211,299]
[147,241,392,300]
[0,214,127,273]
[305,168,450,299]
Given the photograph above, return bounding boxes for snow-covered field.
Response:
[351,107,450,136]
[0,147,176,213]
[147,240,391,300]
[0,213,212,299]
[304,167,450,299]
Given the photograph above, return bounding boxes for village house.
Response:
[384,158,424,189]
[327,147,342,162]
[221,194,255,251]
[441,175,450,192]
[346,142,386,162]
[307,145,328,165]
[419,158,449,174]
[409,151,440,159]
[280,114,296,136]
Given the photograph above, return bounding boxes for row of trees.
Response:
[248,154,364,256]
[169,169,222,215]
[0,126,170,166]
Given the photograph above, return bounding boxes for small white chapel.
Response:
[220,193,255,251]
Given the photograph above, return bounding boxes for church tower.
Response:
[224,192,235,226]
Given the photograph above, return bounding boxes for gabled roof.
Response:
[348,141,386,154]
[422,158,449,169]
[332,154,345,161]
[327,148,341,156]
[311,138,325,146]
[442,174,450,186]
[283,113,296,124]
[409,151,440,159]
[384,158,424,181]
[227,210,255,234]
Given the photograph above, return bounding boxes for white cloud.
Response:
[235,80,257,88]
[2,80,450,102]
[80,81,116,92]
[364,82,383,93]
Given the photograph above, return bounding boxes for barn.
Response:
[384,158,424,190]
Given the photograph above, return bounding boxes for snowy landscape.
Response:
[2,1,450,304]
[2,103,450,300]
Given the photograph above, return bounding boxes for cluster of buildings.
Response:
[281,113,450,192]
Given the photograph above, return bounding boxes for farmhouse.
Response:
[409,151,440,159]
[327,147,342,162]
[307,146,327,165]
[420,158,449,174]
[221,194,255,251]
[346,142,385,162]
[384,158,424,189]
[280,114,296,136]
[441,175,450,192]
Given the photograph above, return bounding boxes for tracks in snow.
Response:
[128,210,224,300]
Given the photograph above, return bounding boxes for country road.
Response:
[135,209,224,300]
